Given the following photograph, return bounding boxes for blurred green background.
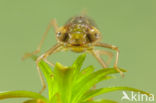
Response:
[0,0,155,103]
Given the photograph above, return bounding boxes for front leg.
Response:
[94,50,114,66]
[22,19,59,60]
[94,42,124,77]
[36,43,62,94]
[89,50,108,68]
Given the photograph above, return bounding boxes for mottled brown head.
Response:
[56,16,101,46]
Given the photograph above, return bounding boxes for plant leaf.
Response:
[72,54,86,80]
[50,93,62,103]
[54,63,74,103]
[38,60,55,100]
[23,99,38,103]
[82,87,152,101]
[72,68,126,103]
[81,99,117,103]
[31,55,54,100]
[23,99,46,103]
[0,91,49,103]
[77,65,95,83]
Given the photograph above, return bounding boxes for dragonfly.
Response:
[23,15,123,94]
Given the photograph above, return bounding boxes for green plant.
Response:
[0,54,151,103]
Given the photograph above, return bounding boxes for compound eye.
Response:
[57,32,61,37]
[95,33,100,38]
[57,32,69,42]
[62,33,69,42]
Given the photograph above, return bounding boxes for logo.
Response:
[121,91,155,102]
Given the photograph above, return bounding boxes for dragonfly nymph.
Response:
[23,16,123,93]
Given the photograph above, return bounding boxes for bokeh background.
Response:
[0,0,155,103]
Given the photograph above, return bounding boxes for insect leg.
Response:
[94,42,124,77]
[22,19,59,60]
[89,50,108,68]
[95,50,114,66]
[89,49,113,100]
[36,44,62,94]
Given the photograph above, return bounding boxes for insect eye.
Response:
[95,33,99,38]
[62,33,69,42]
[86,34,93,42]
[57,32,61,37]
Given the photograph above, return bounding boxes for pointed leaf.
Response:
[0,91,48,103]
[54,63,74,103]
[50,93,62,103]
[72,54,86,79]
[82,87,152,101]
[23,99,47,103]
[38,60,55,100]
[72,68,126,103]
[31,55,54,100]
[77,65,95,83]
[23,99,38,103]
[81,99,117,103]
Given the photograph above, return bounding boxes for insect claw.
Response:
[22,53,32,60]
[114,65,124,78]
[22,49,40,60]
